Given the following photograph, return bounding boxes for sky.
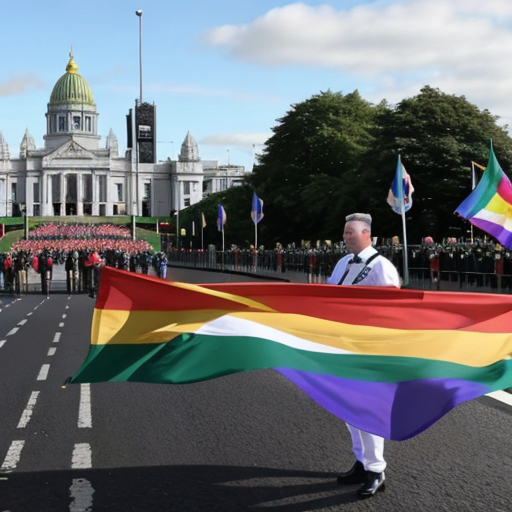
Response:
[2,0,512,173]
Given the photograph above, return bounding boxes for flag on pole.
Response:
[71,267,512,441]
[387,155,414,214]
[456,144,512,248]
[217,204,227,232]
[251,192,264,224]
[201,212,207,228]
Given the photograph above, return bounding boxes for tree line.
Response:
[177,86,512,249]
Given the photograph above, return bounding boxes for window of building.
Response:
[33,204,40,216]
[183,181,190,195]
[144,183,150,201]
[116,183,123,202]
[58,116,67,132]
[83,175,92,202]
[50,116,56,133]
[73,116,81,130]
[184,198,191,207]
[33,182,40,203]
[11,183,17,202]
[85,117,92,131]
[138,125,151,140]
[99,176,107,203]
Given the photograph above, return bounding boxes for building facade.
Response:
[0,52,246,219]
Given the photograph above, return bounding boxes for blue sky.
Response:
[2,0,512,173]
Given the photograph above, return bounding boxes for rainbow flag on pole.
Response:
[456,145,512,248]
[71,268,512,441]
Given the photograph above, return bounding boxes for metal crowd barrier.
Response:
[167,248,512,294]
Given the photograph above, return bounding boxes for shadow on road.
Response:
[1,464,371,511]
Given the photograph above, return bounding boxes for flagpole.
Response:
[221,223,225,270]
[470,161,476,244]
[254,221,258,271]
[398,155,410,287]
[201,219,204,251]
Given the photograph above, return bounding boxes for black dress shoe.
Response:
[357,471,385,498]
[336,460,367,485]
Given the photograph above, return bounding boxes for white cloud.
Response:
[0,74,45,96]
[150,83,282,102]
[200,133,271,148]
[204,1,512,76]
[203,0,512,124]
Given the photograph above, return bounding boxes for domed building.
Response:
[0,51,245,219]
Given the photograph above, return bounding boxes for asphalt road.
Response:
[1,268,512,512]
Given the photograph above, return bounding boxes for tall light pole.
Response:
[133,9,143,236]
[136,10,143,105]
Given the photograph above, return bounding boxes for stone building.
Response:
[0,52,245,219]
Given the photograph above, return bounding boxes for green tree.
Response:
[248,90,383,244]
[365,86,512,242]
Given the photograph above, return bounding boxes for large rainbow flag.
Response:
[456,145,512,248]
[71,267,512,441]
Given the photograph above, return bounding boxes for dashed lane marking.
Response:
[53,332,61,343]
[78,384,92,428]
[6,327,19,336]
[47,347,57,356]
[69,478,95,512]
[17,391,40,428]
[71,443,92,469]
[0,440,25,473]
[37,364,50,381]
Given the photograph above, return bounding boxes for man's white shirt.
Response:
[326,246,400,287]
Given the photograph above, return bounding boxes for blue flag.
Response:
[387,155,414,214]
[251,192,264,224]
[217,204,227,231]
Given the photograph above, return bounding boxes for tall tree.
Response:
[365,86,512,242]
[248,90,383,244]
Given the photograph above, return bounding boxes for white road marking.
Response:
[69,478,95,512]
[78,384,92,428]
[71,443,92,469]
[53,332,61,343]
[37,364,50,381]
[0,340,6,348]
[17,319,27,326]
[1,440,25,473]
[487,390,512,406]
[27,312,33,316]
[47,347,57,356]
[17,391,40,428]
[59,322,65,327]
[62,314,67,319]
[6,327,19,336]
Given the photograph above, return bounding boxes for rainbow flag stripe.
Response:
[456,146,512,248]
[71,268,512,441]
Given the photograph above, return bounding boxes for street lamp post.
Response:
[133,10,143,239]
[136,10,143,105]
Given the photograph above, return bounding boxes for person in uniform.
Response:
[327,213,400,499]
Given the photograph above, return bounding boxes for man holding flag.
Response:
[327,213,400,498]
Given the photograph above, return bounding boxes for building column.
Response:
[77,173,84,216]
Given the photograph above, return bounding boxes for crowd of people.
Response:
[0,222,169,294]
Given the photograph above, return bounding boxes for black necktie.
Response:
[349,255,363,264]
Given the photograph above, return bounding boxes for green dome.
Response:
[49,54,95,106]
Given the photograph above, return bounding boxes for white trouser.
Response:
[346,423,386,473]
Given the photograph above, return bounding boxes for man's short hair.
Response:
[345,213,372,229]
